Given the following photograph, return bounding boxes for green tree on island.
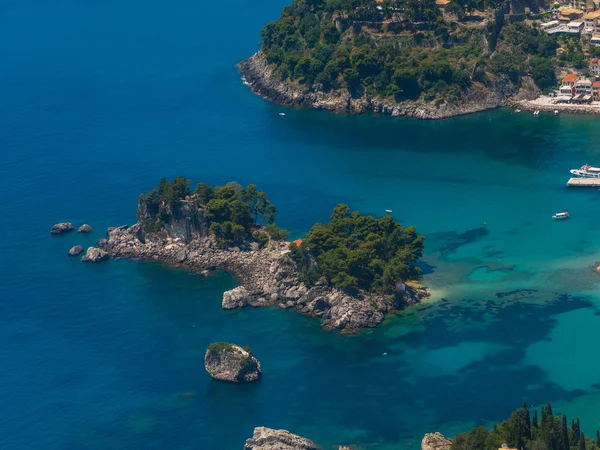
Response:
[138,177,288,246]
[289,204,424,293]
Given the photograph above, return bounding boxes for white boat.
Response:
[279,112,286,116]
[552,212,569,220]
[385,209,392,213]
[515,109,521,113]
[534,110,540,116]
[554,110,559,115]
[570,165,600,178]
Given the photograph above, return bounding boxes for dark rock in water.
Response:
[50,222,74,235]
[244,427,318,450]
[222,286,249,309]
[96,238,108,249]
[204,342,261,383]
[81,247,109,263]
[68,245,84,257]
[77,224,92,233]
[421,433,452,450]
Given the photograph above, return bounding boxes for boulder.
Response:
[78,224,92,233]
[96,238,108,249]
[68,245,84,257]
[204,342,261,383]
[244,427,319,450]
[81,247,109,263]
[50,222,74,235]
[222,286,250,309]
[422,433,452,450]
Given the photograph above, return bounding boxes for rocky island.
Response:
[239,0,561,118]
[204,342,261,383]
[102,177,428,332]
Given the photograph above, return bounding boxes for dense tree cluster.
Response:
[138,177,288,246]
[452,402,600,450]
[259,0,562,100]
[288,204,424,293]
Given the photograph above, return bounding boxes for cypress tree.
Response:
[596,430,600,447]
[560,415,569,450]
[572,419,581,447]
[523,402,532,439]
[532,410,539,430]
[579,432,586,450]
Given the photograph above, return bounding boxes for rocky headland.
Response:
[103,193,428,332]
[204,342,261,383]
[244,427,319,450]
[421,433,452,450]
[239,51,539,120]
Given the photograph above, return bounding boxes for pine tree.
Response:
[579,431,586,450]
[560,415,569,450]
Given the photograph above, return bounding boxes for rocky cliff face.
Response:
[204,342,261,383]
[104,195,429,332]
[239,52,539,120]
[244,427,320,450]
[422,433,452,450]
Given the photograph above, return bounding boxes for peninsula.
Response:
[239,0,574,118]
[102,177,428,332]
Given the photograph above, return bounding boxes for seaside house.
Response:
[592,33,600,44]
[575,77,593,94]
[568,20,585,33]
[593,81,600,100]
[591,57,600,74]
[583,9,600,32]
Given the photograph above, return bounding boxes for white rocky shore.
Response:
[511,96,600,116]
[102,195,429,333]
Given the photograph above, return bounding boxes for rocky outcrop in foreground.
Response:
[422,433,452,450]
[204,342,261,383]
[51,222,74,234]
[239,52,540,120]
[104,194,428,332]
[68,245,84,256]
[244,427,319,450]
[78,224,92,233]
[81,247,109,263]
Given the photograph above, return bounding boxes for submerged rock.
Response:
[244,427,319,450]
[204,342,261,383]
[50,222,74,234]
[222,286,250,309]
[77,224,92,233]
[422,433,452,450]
[68,245,84,257]
[81,247,109,263]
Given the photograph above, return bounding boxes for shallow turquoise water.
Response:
[4,0,600,449]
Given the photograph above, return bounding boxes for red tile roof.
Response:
[563,74,580,82]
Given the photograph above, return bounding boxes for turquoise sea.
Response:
[4,0,600,449]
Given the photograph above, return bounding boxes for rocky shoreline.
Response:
[511,98,600,116]
[238,52,540,120]
[102,196,429,333]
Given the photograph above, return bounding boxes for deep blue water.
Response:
[5,1,600,449]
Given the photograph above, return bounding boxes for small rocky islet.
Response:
[204,342,261,383]
[101,176,429,332]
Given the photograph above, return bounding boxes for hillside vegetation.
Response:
[259,0,558,103]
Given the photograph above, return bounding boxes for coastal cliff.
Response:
[240,52,539,120]
[104,182,428,333]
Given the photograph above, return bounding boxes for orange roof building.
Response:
[562,74,580,83]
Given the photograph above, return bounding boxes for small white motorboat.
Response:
[515,109,521,113]
[534,110,540,116]
[279,112,286,116]
[554,110,559,115]
[552,212,569,220]
[385,209,392,213]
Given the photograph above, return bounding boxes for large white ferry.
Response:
[570,165,600,178]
